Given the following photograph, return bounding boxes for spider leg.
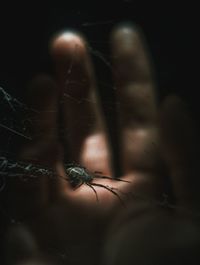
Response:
[94,174,131,183]
[94,171,102,174]
[54,172,71,183]
[86,183,99,202]
[73,181,84,190]
[91,183,126,207]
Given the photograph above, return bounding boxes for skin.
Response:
[19,25,161,216]
[4,23,200,265]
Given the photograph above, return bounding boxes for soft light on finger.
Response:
[111,23,157,127]
[110,24,159,179]
[50,32,104,163]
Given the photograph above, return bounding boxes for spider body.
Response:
[0,157,130,206]
[66,166,93,188]
[65,164,131,205]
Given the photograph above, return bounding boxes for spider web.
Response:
[0,41,127,264]
[0,82,199,214]
[0,85,199,265]
[0,34,123,232]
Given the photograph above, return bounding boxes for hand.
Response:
[18,24,160,216]
[4,23,199,265]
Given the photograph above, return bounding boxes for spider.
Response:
[0,157,131,205]
[65,164,131,205]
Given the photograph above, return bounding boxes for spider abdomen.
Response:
[66,166,93,188]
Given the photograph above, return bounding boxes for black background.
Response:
[0,4,196,103]
[0,3,198,157]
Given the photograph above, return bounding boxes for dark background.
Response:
[0,2,198,159]
[0,4,196,102]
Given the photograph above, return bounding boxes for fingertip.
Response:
[160,95,194,135]
[27,74,57,109]
[110,20,154,86]
[110,22,144,53]
[49,30,88,62]
[111,21,140,38]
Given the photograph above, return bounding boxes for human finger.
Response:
[16,75,61,218]
[20,74,60,164]
[50,32,103,163]
[111,24,160,177]
[111,23,157,128]
[159,95,200,209]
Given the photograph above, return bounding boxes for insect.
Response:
[65,164,131,205]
